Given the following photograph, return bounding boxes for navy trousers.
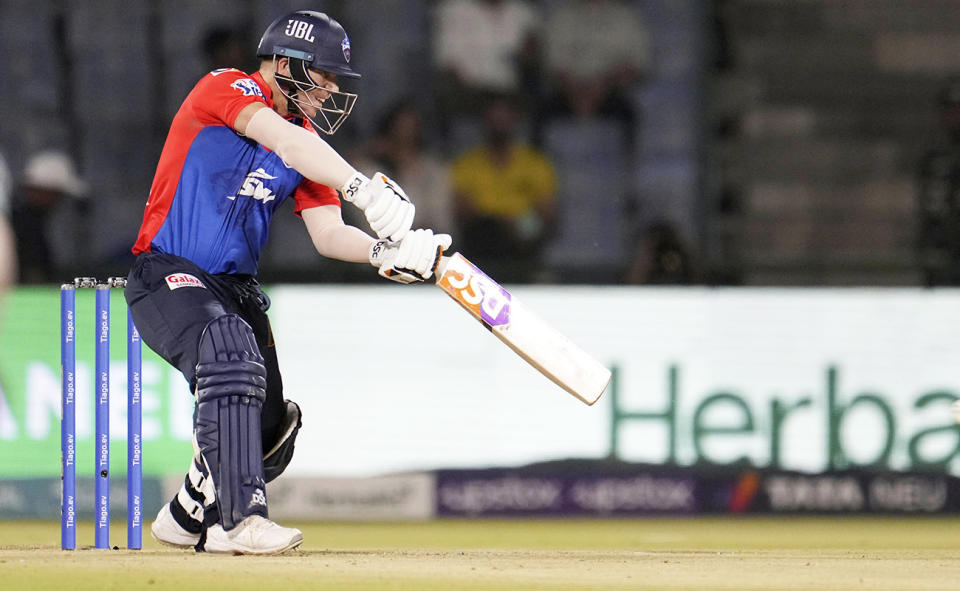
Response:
[124,252,285,449]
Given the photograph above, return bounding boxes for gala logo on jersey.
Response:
[229,168,278,204]
[164,273,206,290]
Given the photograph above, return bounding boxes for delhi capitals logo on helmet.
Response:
[341,35,351,63]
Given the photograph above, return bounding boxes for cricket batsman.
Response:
[125,10,450,554]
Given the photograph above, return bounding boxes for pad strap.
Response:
[263,400,302,483]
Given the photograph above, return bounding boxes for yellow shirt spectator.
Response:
[451,144,557,220]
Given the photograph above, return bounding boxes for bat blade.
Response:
[435,252,611,405]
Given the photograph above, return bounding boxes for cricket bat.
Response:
[434,252,611,405]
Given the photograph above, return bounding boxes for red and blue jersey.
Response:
[132,69,339,275]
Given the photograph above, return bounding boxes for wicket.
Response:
[60,277,142,550]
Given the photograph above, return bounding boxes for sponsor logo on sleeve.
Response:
[165,273,206,290]
[230,78,265,98]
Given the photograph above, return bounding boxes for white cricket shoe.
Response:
[203,515,303,555]
[151,503,201,548]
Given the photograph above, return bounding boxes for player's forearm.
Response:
[243,106,355,190]
[301,206,374,263]
[310,223,375,263]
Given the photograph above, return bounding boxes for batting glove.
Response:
[340,171,415,242]
[369,229,452,284]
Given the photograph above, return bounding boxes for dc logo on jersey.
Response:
[230,168,278,204]
[342,35,351,63]
[230,78,264,98]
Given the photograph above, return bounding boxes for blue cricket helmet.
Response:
[256,10,360,79]
[257,10,360,134]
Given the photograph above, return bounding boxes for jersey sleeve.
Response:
[293,180,341,216]
[190,69,270,129]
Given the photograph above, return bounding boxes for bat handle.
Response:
[434,253,452,279]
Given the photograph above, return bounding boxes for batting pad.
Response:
[194,314,269,530]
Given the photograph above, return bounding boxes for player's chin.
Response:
[289,100,316,118]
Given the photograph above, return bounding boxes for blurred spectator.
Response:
[539,0,649,147]
[202,25,254,72]
[11,150,88,284]
[625,221,695,285]
[0,150,14,296]
[355,100,456,236]
[431,0,541,124]
[450,94,557,283]
[917,76,960,286]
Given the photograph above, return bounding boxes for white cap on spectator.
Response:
[23,150,87,197]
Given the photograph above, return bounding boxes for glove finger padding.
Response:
[369,238,420,284]
[396,228,426,275]
[377,201,414,241]
[393,231,413,271]
[369,197,410,240]
[406,229,452,278]
[437,233,453,252]
[369,229,453,283]
[364,187,398,223]
[350,172,414,242]
[414,232,438,277]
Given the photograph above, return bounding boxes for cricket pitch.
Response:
[2,517,959,590]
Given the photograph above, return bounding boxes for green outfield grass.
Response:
[2,517,959,590]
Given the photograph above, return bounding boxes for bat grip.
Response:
[434,253,452,279]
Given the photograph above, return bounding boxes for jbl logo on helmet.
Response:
[284,20,316,42]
